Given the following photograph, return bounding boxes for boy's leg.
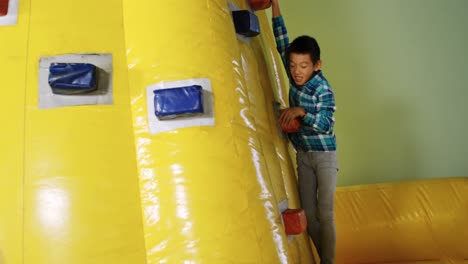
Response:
[296,151,321,254]
[314,152,338,264]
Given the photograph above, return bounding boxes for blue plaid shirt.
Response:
[273,16,337,152]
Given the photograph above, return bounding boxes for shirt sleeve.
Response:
[272,16,289,69]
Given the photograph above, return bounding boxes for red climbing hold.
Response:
[282,208,307,235]
[249,0,271,11]
[0,0,9,16]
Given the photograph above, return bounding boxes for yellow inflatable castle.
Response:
[0,0,466,263]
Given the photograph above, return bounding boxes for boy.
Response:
[271,1,338,263]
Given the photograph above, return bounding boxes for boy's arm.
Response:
[271,0,289,69]
[272,0,281,17]
[302,88,336,134]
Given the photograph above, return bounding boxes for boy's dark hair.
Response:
[287,35,321,65]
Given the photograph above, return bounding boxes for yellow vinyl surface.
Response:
[123,1,312,262]
[1,1,466,264]
[336,177,468,264]
[0,0,29,263]
[10,1,146,264]
[1,0,312,263]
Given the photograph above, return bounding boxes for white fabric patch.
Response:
[0,0,19,26]
[146,78,215,134]
[38,53,113,109]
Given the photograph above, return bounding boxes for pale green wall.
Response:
[268,0,468,186]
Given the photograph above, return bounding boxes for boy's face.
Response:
[289,53,322,86]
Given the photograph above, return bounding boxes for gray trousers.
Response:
[297,151,338,264]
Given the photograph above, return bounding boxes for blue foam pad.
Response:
[153,85,204,120]
[48,63,97,94]
[232,10,260,37]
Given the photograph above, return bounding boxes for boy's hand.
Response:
[279,107,306,126]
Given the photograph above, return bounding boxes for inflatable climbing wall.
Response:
[0,0,314,263]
